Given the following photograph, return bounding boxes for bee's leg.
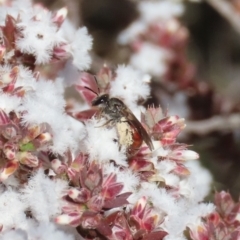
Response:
[95,119,115,128]
[120,119,128,123]
[112,138,122,152]
[94,108,104,119]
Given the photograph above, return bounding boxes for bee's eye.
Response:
[92,94,109,106]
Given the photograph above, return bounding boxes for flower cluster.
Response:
[0,0,92,69]
[117,0,211,120]
[0,0,91,239]
[0,109,52,181]
[65,65,213,239]
[189,191,240,240]
[0,0,227,240]
[118,0,188,81]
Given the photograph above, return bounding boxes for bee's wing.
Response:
[120,107,154,151]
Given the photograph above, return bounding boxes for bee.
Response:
[86,87,154,155]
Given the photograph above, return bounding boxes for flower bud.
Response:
[22,125,41,144]
[0,45,6,61]
[0,109,10,125]
[132,196,147,218]
[172,164,190,176]
[3,142,17,160]
[52,7,68,27]
[68,188,91,203]
[169,149,199,161]
[18,152,39,167]
[1,124,18,139]
[51,159,67,174]
[0,66,19,91]
[35,132,52,146]
[55,213,81,227]
[0,159,19,181]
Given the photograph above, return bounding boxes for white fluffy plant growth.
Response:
[0,0,213,240]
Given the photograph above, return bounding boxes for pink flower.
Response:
[129,197,166,236]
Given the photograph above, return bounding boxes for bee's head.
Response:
[92,94,109,106]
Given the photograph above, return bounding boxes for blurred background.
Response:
[38,0,240,199]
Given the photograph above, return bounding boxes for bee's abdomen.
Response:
[127,125,143,156]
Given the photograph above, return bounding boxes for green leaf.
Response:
[20,142,35,152]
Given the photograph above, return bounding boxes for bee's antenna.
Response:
[84,86,98,96]
[84,75,100,96]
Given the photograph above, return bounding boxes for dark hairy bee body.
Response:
[92,94,153,154]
